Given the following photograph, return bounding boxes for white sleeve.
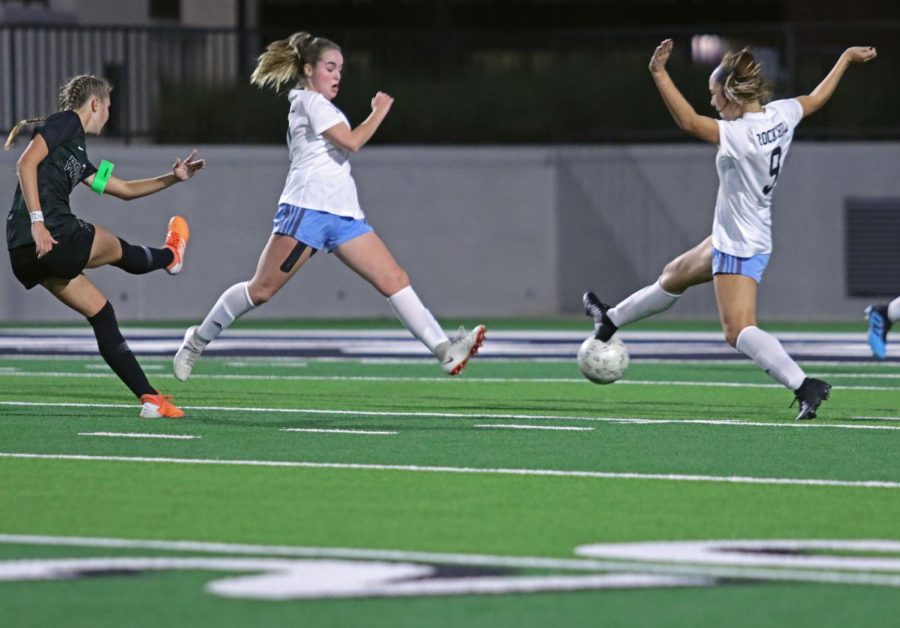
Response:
[716,119,737,158]
[784,98,804,128]
[307,94,346,135]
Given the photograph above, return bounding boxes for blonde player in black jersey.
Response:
[585,40,876,419]
[5,74,205,418]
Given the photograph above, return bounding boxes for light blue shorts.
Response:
[273,204,373,253]
[712,247,770,284]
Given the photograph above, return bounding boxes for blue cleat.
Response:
[865,304,891,360]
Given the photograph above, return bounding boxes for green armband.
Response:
[90,160,115,195]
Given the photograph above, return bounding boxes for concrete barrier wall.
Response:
[2,142,898,322]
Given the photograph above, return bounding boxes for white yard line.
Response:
[280,428,397,435]
[78,432,198,440]
[3,400,900,432]
[1,452,898,489]
[474,424,594,432]
[1,533,900,588]
[2,369,898,391]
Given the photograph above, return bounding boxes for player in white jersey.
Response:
[584,39,877,419]
[174,32,485,380]
[865,298,900,360]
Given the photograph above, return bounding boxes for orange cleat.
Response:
[164,215,190,275]
[139,392,186,419]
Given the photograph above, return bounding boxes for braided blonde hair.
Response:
[713,48,772,105]
[250,31,340,92]
[4,74,112,150]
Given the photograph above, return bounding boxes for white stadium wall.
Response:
[1,142,898,322]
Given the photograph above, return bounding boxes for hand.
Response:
[650,39,674,74]
[843,46,877,64]
[31,221,58,259]
[172,149,206,181]
[371,91,394,115]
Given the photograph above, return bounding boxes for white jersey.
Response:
[712,98,804,257]
[278,89,363,219]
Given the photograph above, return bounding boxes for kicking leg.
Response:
[88,218,188,275]
[586,236,714,341]
[334,232,485,374]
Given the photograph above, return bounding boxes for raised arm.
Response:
[795,47,877,118]
[323,91,393,153]
[649,39,720,144]
[90,150,206,201]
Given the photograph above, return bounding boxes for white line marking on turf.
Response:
[78,432,199,440]
[3,534,900,588]
[474,424,594,432]
[1,452,899,489]
[4,400,900,432]
[280,428,397,435]
[2,370,899,391]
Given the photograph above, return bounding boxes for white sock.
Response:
[888,297,900,323]
[197,281,257,342]
[388,286,449,355]
[607,280,680,328]
[736,326,806,390]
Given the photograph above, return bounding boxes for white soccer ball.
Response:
[577,335,629,384]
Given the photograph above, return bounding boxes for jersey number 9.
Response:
[762,146,782,195]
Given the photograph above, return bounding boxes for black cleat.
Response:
[582,291,618,342]
[791,377,832,420]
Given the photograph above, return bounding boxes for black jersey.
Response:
[6,111,98,249]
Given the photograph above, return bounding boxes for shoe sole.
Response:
[865,308,888,360]
[139,403,185,419]
[449,326,487,376]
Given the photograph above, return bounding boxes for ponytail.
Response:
[250,31,340,92]
[4,117,46,151]
[713,48,772,105]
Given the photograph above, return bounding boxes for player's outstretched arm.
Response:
[650,39,719,144]
[795,46,877,118]
[91,149,206,201]
[323,91,393,153]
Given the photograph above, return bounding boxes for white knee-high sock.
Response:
[388,286,449,355]
[197,281,257,342]
[736,326,806,390]
[607,280,680,328]
[888,297,900,323]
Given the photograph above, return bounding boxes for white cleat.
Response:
[173,325,207,381]
[439,325,486,375]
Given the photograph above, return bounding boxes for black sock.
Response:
[112,238,174,274]
[88,301,155,398]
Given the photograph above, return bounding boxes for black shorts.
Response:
[8,220,96,289]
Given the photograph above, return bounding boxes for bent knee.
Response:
[379,268,410,296]
[247,283,275,305]
[722,322,754,347]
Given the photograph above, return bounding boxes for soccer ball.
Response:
[577,335,629,384]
